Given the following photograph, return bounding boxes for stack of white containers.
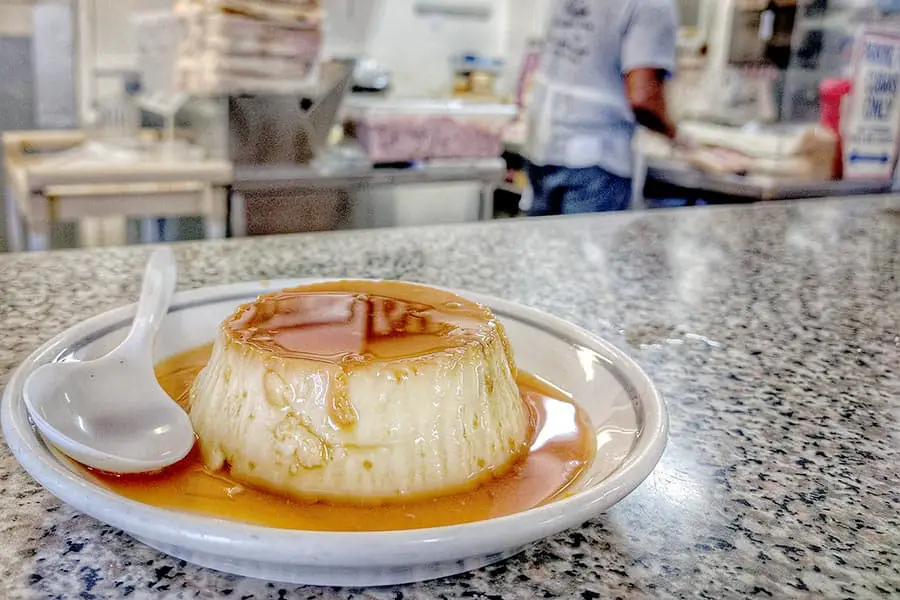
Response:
[174,0,323,94]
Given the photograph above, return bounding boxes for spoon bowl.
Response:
[23,247,195,474]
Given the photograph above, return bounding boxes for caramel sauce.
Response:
[81,345,596,532]
[226,280,496,363]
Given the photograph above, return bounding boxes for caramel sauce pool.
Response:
[83,345,595,532]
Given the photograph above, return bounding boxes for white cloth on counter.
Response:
[635,124,838,180]
[678,122,830,160]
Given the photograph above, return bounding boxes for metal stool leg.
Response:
[203,186,228,239]
[5,189,26,252]
[26,221,50,251]
[140,218,161,243]
[479,184,496,221]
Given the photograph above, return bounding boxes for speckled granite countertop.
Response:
[1,197,898,599]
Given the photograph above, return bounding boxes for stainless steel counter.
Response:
[641,155,893,202]
[231,158,507,236]
[232,159,506,192]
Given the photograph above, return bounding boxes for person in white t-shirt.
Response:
[525,0,682,214]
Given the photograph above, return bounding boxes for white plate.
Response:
[1,279,667,587]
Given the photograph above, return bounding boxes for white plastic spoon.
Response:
[23,247,195,473]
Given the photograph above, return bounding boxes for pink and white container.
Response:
[346,99,516,162]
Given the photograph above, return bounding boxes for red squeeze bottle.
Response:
[819,78,853,179]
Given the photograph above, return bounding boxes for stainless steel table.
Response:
[638,154,893,204]
[229,159,506,235]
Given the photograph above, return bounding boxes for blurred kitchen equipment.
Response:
[344,97,516,163]
[174,0,323,95]
[669,0,797,125]
[87,71,142,141]
[452,54,504,98]
[352,58,391,93]
[179,59,355,166]
[323,0,383,60]
[414,1,493,19]
[820,77,852,178]
[3,129,231,251]
[677,0,715,54]
[728,0,798,70]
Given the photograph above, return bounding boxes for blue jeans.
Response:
[527,164,632,215]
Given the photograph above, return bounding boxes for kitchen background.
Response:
[1,0,553,250]
[2,0,899,252]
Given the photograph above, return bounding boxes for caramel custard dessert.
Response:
[84,280,596,531]
[189,280,531,502]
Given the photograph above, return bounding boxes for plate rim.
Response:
[1,279,668,567]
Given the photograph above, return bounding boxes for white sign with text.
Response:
[844,29,900,180]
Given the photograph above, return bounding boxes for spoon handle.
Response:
[124,247,178,354]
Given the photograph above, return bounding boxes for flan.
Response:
[188,280,532,503]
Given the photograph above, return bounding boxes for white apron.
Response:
[525,73,635,177]
[524,0,674,177]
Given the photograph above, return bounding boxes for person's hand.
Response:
[672,129,699,152]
